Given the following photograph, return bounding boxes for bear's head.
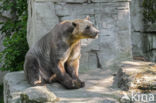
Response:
[72,16,99,39]
[61,16,99,42]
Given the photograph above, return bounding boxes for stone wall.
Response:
[27,0,132,71]
[130,0,156,62]
[130,0,144,57]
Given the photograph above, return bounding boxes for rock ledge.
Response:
[3,69,120,103]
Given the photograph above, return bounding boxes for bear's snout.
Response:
[91,28,99,38]
[95,30,99,36]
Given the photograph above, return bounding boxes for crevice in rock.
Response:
[87,0,92,4]
[144,48,156,53]
[89,50,102,69]
[30,1,32,17]
[133,30,156,34]
[57,16,64,22]
[65,0,88,4]
[66,2,85,4]
[95,52,102,69]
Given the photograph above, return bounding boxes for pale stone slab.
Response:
[4,70,121,103]
[27,0,59,47]
[55,3,95,16]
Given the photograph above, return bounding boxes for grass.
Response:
[0,85,4,103]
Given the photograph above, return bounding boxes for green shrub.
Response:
[0,0,28,71]
[143,0,156,24]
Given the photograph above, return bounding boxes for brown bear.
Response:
[24,16,99,89]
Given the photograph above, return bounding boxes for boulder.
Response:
[116,61,156,91]
[21,86,58,103]
[3,69,121,103]
[114,61,156,103]
[4,61,156,103]
[3,71,57,103]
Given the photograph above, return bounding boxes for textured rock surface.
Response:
[115,61,156,103]
[4,70,121,103]
[144,32,156,62]
[130,0,145,58]
[3,72,57,103]
[21,86,57,103]
[130,0,156,62]
[4,61,156,103]
[0,71,7,84]
[116,61,156,91]
[27,0,59,47]
[27,0,132,71]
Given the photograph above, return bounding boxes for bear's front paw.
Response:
[72,80,85,89]
[80,81,85,87]
[76,79,85,88]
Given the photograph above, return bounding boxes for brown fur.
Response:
[24,17,99,89]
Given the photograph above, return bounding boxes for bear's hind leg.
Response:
[65,59,85,88]
[52,61,82,89]
[24,56,45,86]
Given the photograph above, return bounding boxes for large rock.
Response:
[115,61,156,103]
[4,62,156,103]
[4,70,121,103]
[116,61,156,91]
[27,0,132,71]
[3,71,57,103]
[21,86,58,103]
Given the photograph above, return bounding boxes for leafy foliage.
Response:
[0,0,28,71]
[143,0,156,24]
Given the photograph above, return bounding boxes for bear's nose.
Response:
[95,30,99,35]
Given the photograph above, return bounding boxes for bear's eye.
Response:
[86,25,90,30]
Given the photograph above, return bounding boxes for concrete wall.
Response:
[130,0,156,62]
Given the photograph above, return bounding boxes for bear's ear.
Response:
[72,22,77,27]
[85,16,90,20]
[65,22,77,33]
